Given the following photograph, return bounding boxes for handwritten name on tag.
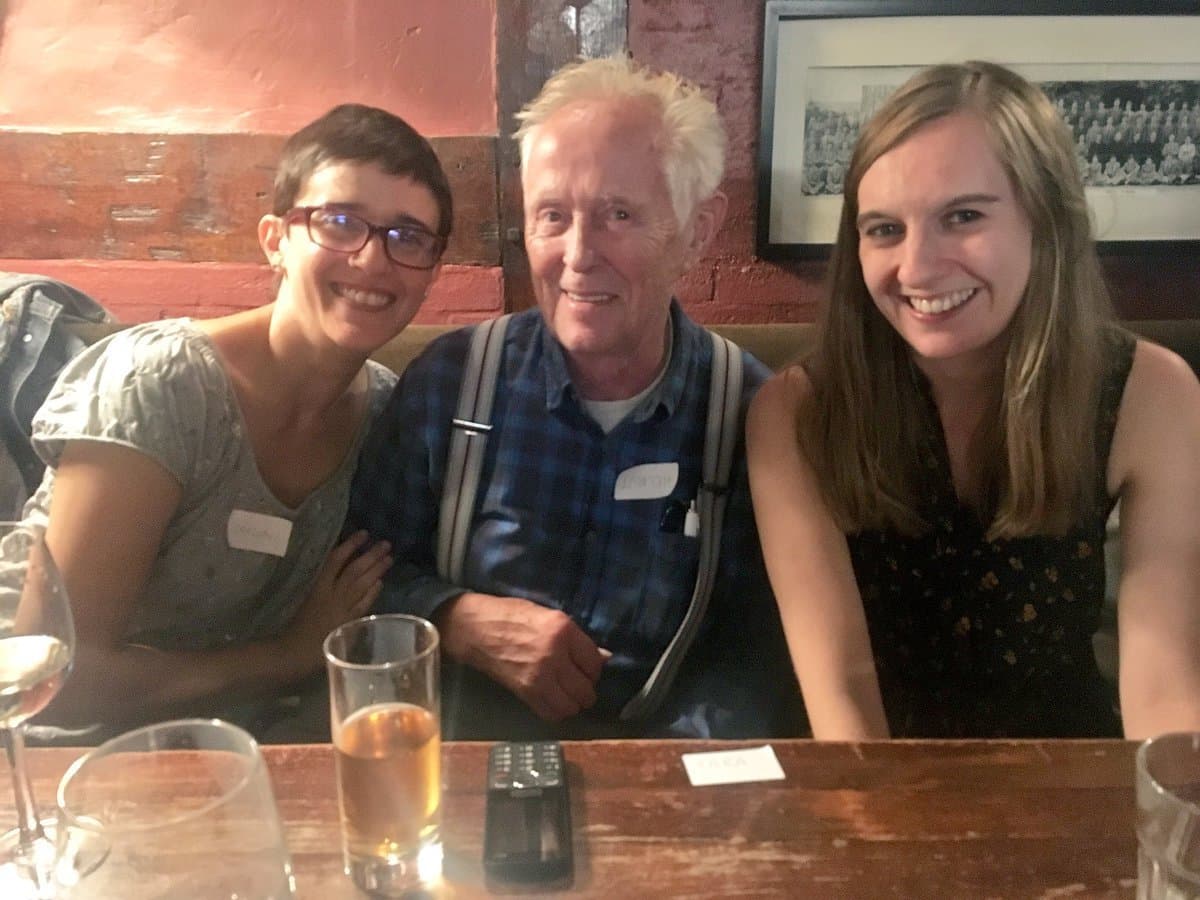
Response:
[681,745,786,787]
[227,509,293,558]
[613,462,679,501]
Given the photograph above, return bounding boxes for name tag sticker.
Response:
[681,745,786,787]
[227,509,293,558]
[613,462,679,501]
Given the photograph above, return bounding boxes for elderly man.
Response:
[349,57,796,739]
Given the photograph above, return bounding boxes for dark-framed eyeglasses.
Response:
[285,205,445,270]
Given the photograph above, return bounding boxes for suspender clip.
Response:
[451,417,493,435]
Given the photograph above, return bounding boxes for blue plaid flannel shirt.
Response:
[348,302,800,738]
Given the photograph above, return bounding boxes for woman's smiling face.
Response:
[264,160,441,356]
[855,111,1033,376]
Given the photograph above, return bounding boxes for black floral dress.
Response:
[847,330,1136,738]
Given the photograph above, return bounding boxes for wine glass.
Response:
[0,521,75,898]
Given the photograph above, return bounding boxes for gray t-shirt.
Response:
[26,318,397,651]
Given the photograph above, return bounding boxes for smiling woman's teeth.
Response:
[906,288,974,315]
[337,285,392,308]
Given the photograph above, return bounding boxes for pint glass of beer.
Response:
[324,614,441,896]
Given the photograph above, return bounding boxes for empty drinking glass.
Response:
[1137,732,1200,899]
[54,719,295,899]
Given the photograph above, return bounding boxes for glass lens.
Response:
[385,226,438,268]
[308,208,368,253]
[303,207,440,269]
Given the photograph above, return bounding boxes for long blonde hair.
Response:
[802,61,1113,539]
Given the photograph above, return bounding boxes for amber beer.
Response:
[325,614,441,896]
[334,701,441,860]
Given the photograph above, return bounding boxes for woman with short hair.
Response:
[24,103,451,736]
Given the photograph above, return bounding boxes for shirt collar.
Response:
[539,299,698,421]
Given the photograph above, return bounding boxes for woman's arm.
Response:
[1110,340,1200,738]
[42,441,389,729]
[747,370,890,740]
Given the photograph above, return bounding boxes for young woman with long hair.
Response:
[748,62,1200,739]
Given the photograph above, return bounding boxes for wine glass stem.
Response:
[3,724,46,851]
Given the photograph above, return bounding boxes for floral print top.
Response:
[847,328,1136,738]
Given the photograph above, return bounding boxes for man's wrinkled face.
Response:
[522,98,694,389]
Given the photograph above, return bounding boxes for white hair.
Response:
[514,56,726,226]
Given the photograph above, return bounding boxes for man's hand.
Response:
[435,592,611,721]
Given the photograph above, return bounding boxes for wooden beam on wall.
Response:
[0,133,498,267]
[495,0,628,310]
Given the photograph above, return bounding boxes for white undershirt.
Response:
[581,327,673,434]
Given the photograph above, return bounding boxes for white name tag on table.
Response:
[681,744,786,787]
[227,509,292,557]
[613,462,678,500]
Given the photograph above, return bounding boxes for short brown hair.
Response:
[272,103,453,238]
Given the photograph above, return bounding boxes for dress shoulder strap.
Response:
[1093,325,1138,498]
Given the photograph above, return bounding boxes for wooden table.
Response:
[4,739,1139,898]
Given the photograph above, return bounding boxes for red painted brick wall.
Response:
[0,0,502,324]
[0,259,503,326]
[0,1,496,135]
[630,0,824,324]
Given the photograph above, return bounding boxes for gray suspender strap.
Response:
[620,331,743,721]
[436,314,512,584]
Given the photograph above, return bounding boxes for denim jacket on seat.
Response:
[0,273,114,510]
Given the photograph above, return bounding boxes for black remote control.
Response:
[483,741,573,883]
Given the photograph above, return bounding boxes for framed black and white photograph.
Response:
[758,1,1200,259]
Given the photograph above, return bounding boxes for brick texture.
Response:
[0,260,503,325]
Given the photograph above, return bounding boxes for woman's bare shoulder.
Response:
[1109,338,1200,490]
[1121,338,1200,429]
[751,364,813,416]
[748,366,816,462]
[1129,337,1199,386]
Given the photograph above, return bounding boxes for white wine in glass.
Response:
[0,521,75,898]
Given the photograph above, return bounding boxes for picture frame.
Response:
[758,1,1200,259]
